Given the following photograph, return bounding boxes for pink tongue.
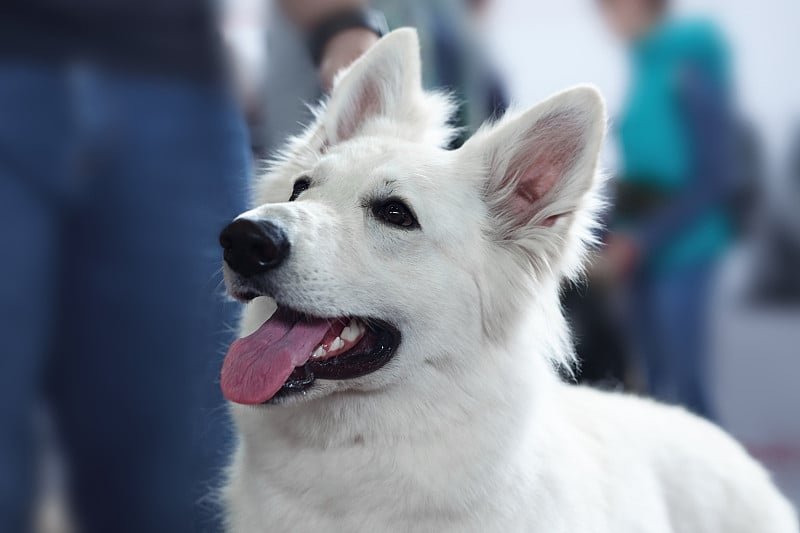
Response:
[221,313,331,405]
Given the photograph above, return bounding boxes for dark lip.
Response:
[229,287,264,303]
[225,270,273,303]
[266,313,401,404]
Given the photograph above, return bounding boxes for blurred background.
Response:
[1,0,798,532]
[481,0,800,507]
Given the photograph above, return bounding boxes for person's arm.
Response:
[277,0,366,29]
[276,0,385,91]
[632,63,736,256]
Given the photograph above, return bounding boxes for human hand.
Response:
[318,27,379,92]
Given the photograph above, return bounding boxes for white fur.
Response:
[222,29,798,532]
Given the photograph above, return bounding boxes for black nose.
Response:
[219,219,290,277]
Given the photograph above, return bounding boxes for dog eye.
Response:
[374,200,419,229]
[289,177,311,201]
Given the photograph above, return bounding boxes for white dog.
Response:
[218,29,798,533]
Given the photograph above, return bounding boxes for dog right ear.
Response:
[322,28,422,145]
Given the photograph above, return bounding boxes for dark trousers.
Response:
[628,262,717,419]
[0,61,249,533]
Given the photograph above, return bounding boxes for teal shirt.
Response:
[617,18,732,272]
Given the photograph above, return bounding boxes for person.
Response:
[0,2,250,532]
[598,0,736,418]
[258,0,507,157]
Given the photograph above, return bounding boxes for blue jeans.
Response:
[0,62,249,533]
[629,262,717,419]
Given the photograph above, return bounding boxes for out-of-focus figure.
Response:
[749,124,800,305]
[598,0,737,418]
[0,1,249,532]
[257,0,507,157]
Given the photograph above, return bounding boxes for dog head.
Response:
[219,29,606,409]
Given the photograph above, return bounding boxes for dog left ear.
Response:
[323,28,422,145]
[462,86,605,277]
[465,86,606,232]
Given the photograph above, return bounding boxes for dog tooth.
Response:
[312,346,326,359]
[341,323,359,342]
[330,337,344,351]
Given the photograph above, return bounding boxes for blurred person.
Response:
[276,0,385,93]
[259,0,507,157]
[750,125,800,305]
[0,1,250,532]
[598,0,737,418]
[253,0,384,157]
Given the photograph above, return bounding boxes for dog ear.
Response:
[323,28,422,144]
[463,86,606,275]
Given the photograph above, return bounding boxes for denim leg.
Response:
[647,264,716,419]
[0,62,70,533]
[670,264,716,419]
[629,275,679,404]
[47,70,249,533]
[0,175,55,533]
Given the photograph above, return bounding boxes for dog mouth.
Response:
[221,305,400,405]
